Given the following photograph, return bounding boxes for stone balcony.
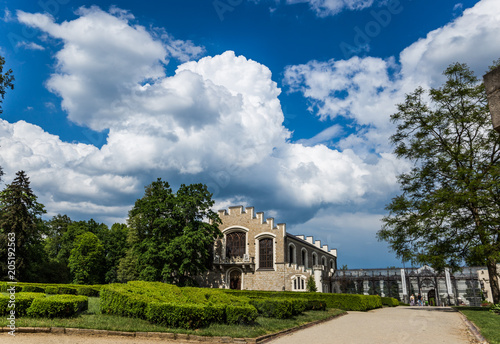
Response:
[212,255,255,272]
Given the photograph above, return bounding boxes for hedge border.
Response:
[0,309,347,342]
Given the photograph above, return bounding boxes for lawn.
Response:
[457,307,500,344]
[13,296,346,338]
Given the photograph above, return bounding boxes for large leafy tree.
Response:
[100,223,128,283]
[377,63,500,304]
[119,179,221,286]
[0,55,14,114]
[0,55,14,180]
[0,171,46,281]
[68,232,105,284]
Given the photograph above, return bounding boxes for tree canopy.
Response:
[0,55,14,180]
[69,232,105,285]
[0,171,46,281]
[119,179,221,286]
[377,63,500,304]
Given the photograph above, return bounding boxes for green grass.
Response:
[13,297,345,338]
[457,307,500,344]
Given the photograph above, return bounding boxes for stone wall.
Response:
[484,66,500,133]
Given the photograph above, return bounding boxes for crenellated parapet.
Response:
[217,205,286,233]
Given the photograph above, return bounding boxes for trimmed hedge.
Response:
[0,292,46,316]
[100,282,258,328]
[100,286,152,319]
[381,297,399,307]
[224,290,382,311]
[249,299,293,319]
[225,304,259,324]
[0,282,101,296]
[44,286,59,294]
[27,295,88,318]
[146,302,226,329]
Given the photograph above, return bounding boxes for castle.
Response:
[198,206,338,292]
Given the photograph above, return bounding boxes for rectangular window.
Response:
[259,238,273,269]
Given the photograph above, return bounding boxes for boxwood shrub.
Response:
[225,304,258,324]
[146,302,226,329]
[76,286,100,297]
[381,297,399,307]
[0,292,46,316]
[224,290,382,311]
[44,286,58,294]
[27,295,88,318]
[100,286,152,319]
[249,299,293,319]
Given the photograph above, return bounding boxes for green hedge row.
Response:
[0,292,46,316]
[0,293,87,318]
[381,297,399,307]
[0,282,100,297]
[27,295,88,318]
[224,290,382,311]
[100,282,259,328]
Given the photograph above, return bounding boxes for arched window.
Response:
[301,249,308,268]
[289,244,296,264]
[259,238,273,269]
[226,232,245,258]
[292,275,307,291]
[312,253,318,266]
[322,257,326,267]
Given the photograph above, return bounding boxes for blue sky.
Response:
[0,0,499,269]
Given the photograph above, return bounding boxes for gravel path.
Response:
[270,306,477,344]
[1,306,478,344]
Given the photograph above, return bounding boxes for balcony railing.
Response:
[214,255,254,265]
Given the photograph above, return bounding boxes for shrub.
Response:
[491,304,500,315]
[225,304,258,325]
[381,297,399,307]
[0,283,22,292]
[0,292,46,316]
[223,290,382,311]
[57,286,78,295]
[306,276,317,292]
[146,302,226,329]
[76,286,100,297]
[100,286,151,319]
[27,295,88,318]
[19,285,45,293]
[44,286,58,294]
[250,299,293,319]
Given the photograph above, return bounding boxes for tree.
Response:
[377,63,500,304]
[306,275,317,292]
[68,232,105,284]
[0,171,46,281]
[100,223,128,283]
[119,179,221,286]
[0,55,14,180]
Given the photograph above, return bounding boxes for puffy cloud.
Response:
[17,6,202,131]
[283,0,500,156]
[399,0,500,87]
[4,0,498,251]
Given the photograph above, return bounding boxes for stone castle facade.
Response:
[198,206,337,292]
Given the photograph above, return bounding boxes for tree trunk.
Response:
[486,259,500,304]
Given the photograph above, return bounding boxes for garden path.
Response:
[1,306,480,344]
[270,306,478,344]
